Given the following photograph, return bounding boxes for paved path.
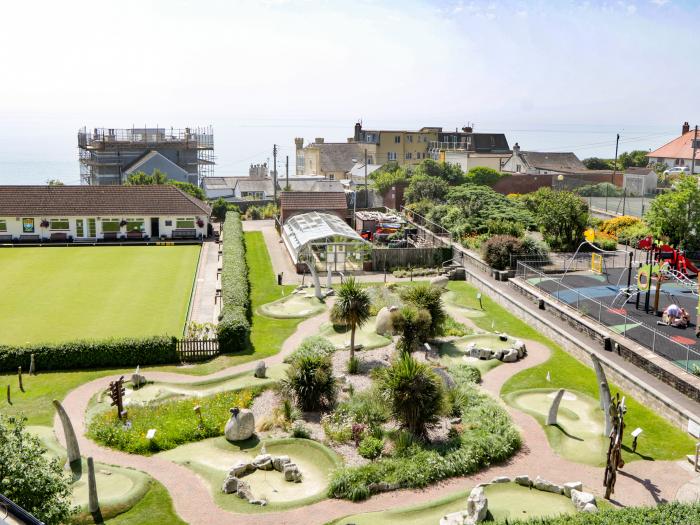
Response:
[53,301,698,524]
[188,240,221,325]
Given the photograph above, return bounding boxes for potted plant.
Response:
[196,218,205,228]
[119,219,127,228]
[40,219,49,228]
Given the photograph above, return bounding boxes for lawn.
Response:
[446,281,697,463]
[0,246,200,345]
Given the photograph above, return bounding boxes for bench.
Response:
[19,235,41,242]
[172,229,197,239]
[50,232,70,242]
[0,234,13,242]
[102,232,118,241]
[126,231,146,240]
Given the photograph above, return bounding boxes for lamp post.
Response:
[556,174,564,190]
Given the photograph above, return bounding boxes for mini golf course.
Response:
[319,317,392,350]
[258,292,326,319]
[158,437,341,513]
[438,333,513,372]
[329,482,576,525]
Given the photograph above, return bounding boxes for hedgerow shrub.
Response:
[284,336,336,364]
[599,215,642,237]
[504,501,700,524]
[358,436,384,460]
[482,235,523,270]
[217,211,251,352]
[0,336,178,372]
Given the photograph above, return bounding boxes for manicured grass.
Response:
[100,480,186,525]
[446,281,697,463]
[0,246,200,345]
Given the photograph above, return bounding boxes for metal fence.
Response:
[516,262,700,374]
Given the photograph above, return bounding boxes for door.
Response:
[87,218,96,237]
[76,219,84,238]
[150,218,160,238]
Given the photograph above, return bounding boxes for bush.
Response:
[217,212,251,353]
[481,235,523,271]
[282,354,337,412]
[347,356,360,374]
[575,182,623,197]
[448,364,481,384]
[358,436,384,460]
[486,218,524,238]
[244,206,263,220]
[617,222,652,246]
[400,284,446,337]
[291,421,311,439]
[284,336,336,364]
[599,215,643,237]
[391,306,432,353]
[0,336,178,372]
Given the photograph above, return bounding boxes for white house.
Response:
[0,185,211,242]
[646,122,700,174]
[501,143,587,175]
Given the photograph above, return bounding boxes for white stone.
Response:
[375,306,394,336]
[501,348,519,362]
[466,486,488,523]
[229,462,251,477]
[273,455,290,472]
[131,373,147,388]
[221,476,238,493]
[534,476,563,494]
[439,511,469,525]
[477,348,492,360]
[224,408,255,441]
[582,503,598,513]
[490,476,511,484]
[570,489,596,511]
[254,361,266,379]
[563,481,583,498]
[514,475,531,487]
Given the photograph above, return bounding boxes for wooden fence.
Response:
[372,246,452,271]
[176,339,220,362]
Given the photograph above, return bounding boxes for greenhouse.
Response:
[281,212,371,273]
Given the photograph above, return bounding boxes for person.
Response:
[658,304,689,328]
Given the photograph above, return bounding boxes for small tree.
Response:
[0,415,73,524]
[524,187,588,251]
[404,175,450,204]
[282,354,337,411]
[400,284,445,337]
[125,168,168,185]
[465,166,503,187]
[392,306,432,353]
[377,353,445,439]
[332,277,371,362]
[646,176,700,250]
[212,197,230,222]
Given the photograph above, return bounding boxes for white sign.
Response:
[688,419,700,439]
[146,429,157,440]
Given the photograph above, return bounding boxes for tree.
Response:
[331,277,371,362]
[392,306,432,352]
[46,179,64,186]
[413,159,464,185]
[583,157,613,170]
[282,354,337,411]
[377,353,445,439]
[0,415,73,524]
[125,169,168,185]
[523,188,588,251]
[404,175,450,204]
[169,180,206,200]
[645,176,700,250]
[618,150,649,169]
[400,283,445,337]
[465,166,503,187]
[370,163,409,194]
[212,197,230,221]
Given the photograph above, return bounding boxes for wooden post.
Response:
[18,366,24,392]
[108,377,126,419]
[6,384,11,405]
[29,353,36,375]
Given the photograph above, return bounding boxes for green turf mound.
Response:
[258,292,326,319]
[319,317,392,350]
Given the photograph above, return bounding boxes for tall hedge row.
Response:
[0,336,178,372]
[217,211,251,352]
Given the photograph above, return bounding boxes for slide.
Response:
[681,255,700,276]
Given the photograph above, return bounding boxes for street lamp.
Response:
[556,174,564,190]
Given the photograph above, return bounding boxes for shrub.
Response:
[592,231,618,251]
[599,215,643,237]
[485,218,524,238]
[284,336,335,364]
[244,206,262,220]
[291,421,311,439]
[347,356,360,375]
[448,364,481,384]
[376,353,445,438]
[217,212,251,353]
[358,436,384,460]
[617,222,652,246]
[391,306,432,353]
[332,277,372,362]
[575,182,623,197]
[400,283,446,337]
[282,354,337,412]
[481,235,523,270]
[0,336,178,372]
[465,166,503,187]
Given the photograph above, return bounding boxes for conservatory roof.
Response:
[282,211,368,260]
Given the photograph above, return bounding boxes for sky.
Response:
[0,0,698,181]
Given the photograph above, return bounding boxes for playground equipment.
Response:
[591,253,604,274]
[637,236,699,276]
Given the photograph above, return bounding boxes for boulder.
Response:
[491,349,505,361]
[534,476,563,494]
[477,348,492,360]
[253,454,272,468]
[490,476,511,484]
[514,475,531,487]
[439,511,469,525]
[236,480,254,501]
[229,462,252,478]
[571,489,596,511]
[272,455,290,472]
[501,348,519,363]
[466,486,488,523]
[221,475,238,494]
[131,373,147,389]
[467,343,480,358]
[375,307,394,336]
[430,275,449,289]
[563,481,583,498]
[368,481,397,493]
[254,361,266,379]
[249,499,267,506]
[514,340,527,358]
[283,463,302,482]
[224,408,255,441]
[582,503,598,513]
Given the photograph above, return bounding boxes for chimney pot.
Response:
[683,121,690,134]
[315,137,324,144]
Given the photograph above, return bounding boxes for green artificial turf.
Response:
[99,480,186,525]
[446,281,697,464]
[0,246,200,345]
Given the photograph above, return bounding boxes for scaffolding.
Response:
[77,126,214,186]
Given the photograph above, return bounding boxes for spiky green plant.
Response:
[332,276,372,362]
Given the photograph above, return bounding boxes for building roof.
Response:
[308,142,364,174]
[520,151,586,172]
[282,179,345,192]
[279,191,348,211]
[0,185,211,216]
[123,150,191,179]
[202,176,242,190]
[624,167,655,175]
[647,129,700,160]
[347,162,383,179]
[236,178,276,194]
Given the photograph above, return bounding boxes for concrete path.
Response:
[187,241,221,325]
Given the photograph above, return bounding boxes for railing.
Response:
[176,339,220,362]
[428,141,473,151]
[399,206,452,245]
[78,126,214,149]
[516,261,700,374]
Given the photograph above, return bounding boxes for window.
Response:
[165,220,173,227]
[50,219,69,230]
[242,191,264,200]
[407,135,413,143]
[516,164,521,173]
[394,135,401,144]
[0,220,5,231]
[405,152,412,160]
[101,218,120,232]
[126,218,145,232]
[387,152,397,161]
[176,217,195,229]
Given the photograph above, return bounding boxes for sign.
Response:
[688,418,700,439]
[22,218,34,233]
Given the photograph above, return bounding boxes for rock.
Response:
[254,361,266,379]
[547,389,566,426]
[492,349,504,360]
[272,455,290,472]
[253,454,272,467]
[490,476,511,484]
[468,344,480,358]
[563,481,583,498]
[222,475,239,493]
[430,275,449,289]
[514,340,527,357]
[258,459,273,470]
[439,511,469,525]
[224,408,255,441]
[534,476,563,494]
[501,348,519,363]
[514,475,531,487]
[477,348,492,360]
[236,480,254,501]
[229,462,252,478]
[375,306,394,336]
[582,503,598,513]
[368,481,395,493]
[249,499,267,506]
[131,373,147,389]
[466,485,488,523]
[283,463,302,482]
[570,489,596,511]
[499,334,508,341]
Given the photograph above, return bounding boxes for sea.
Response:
[0,121,679,185]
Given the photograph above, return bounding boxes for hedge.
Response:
[216,211,251,352]
[504,501,700,524]
[0,336,178,372]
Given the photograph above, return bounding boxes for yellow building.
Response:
[352,122,440,166]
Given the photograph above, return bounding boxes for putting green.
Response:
[158,437,341,513]
[320,317,392,350]
[438,334,513,370]
[443,292,487,318]
[258,292,326,319]
[328,482,575,525]
[505,388,607,466]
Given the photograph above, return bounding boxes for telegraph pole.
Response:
[272,144,278,203]
[364,148,368,208]
[285,155,289,190]
[692,125,698,176]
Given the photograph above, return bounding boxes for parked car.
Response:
[663,166,690,176]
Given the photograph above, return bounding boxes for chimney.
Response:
[354,122,362,142]
[513,142,520,154]
[462,125,473,133]
[294,137,304,150]
[315,137,324,144]
[682,121,690,134]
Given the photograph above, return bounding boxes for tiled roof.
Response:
[0,185,211,216]
[647,130,700,160]
[309,142,364,173]
[279,191,348,210]
[521,151,586,171]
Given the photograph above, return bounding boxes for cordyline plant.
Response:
[332,277,371,363]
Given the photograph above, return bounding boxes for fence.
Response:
[176,339,220,362]
[372,246,452,271]
[516,261,700,374]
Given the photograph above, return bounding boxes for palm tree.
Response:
[332,276,371,363]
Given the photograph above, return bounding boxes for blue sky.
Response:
[0,0,698,177]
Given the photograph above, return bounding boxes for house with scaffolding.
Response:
[78,126,214,186]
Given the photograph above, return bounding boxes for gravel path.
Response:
[52,296,698,525]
